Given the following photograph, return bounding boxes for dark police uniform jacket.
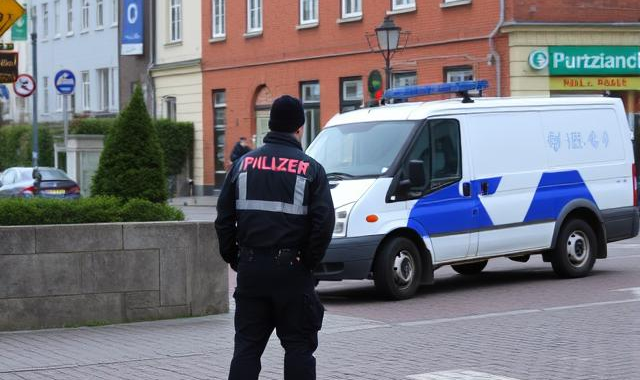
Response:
[215,131,335,273]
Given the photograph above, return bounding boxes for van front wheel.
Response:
[373,237,422,300]
[551,219,597,278]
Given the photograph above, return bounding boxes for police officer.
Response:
[215,95,335,380]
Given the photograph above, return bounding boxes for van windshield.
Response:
[306,121,417,178]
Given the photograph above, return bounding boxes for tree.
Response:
[92,86,168,203]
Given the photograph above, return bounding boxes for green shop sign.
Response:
[530,46,640,76]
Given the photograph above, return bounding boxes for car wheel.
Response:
[373,237,422,300]
[451,260,488,275]
[551,219,597,278]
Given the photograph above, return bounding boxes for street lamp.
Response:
[367,16,409,90]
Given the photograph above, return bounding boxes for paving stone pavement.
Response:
[1,296,639,379]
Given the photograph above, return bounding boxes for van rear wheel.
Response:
[451,260,488,275]
[373,237,422,300]
[551,219,597,278]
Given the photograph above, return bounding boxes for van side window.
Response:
[429,119,461,187]
[402,126,430,195]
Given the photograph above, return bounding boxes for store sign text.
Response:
[550,77,640,90]
[531,46,640,75]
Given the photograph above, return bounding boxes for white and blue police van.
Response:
[306,81,639,300]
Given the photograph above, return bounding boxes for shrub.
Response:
[155,119,194,176]
[0,125,54,170]
[69,117,116,135]
[0,196,184,226]
[92,86,168,203]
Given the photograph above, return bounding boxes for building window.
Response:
[54,0,60,36]
[170,0,182,42]
[340,77,363,113]
[82,0,90,30]
[30,6,37,37]
[392,0,415,10]
[213,90,227,183]
[96,0,104,28]
[445,66,474,82]
[392,71,417,88]
[247,0,262,33]
[97,69,109,112]
[300,0,318,24]
[165,96,177,121]
[42,3,49,39]
[56,94,63,112]
[67,0,74,33]
[300,82,320,148]
[212,0,225,38]
[342,0,361,18]
[111,0,117,24]
[81,71,90,110]
[43,77,50,114]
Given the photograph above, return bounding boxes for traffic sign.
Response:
[13,73,35,97]
[54,69,76,95]
[0,0,26,38]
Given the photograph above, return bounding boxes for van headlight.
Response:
[333,203,355,238]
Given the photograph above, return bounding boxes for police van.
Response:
[306,81,639,300]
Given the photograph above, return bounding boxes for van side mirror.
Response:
[408,160,426,187]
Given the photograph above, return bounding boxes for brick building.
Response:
[200,0,640,192]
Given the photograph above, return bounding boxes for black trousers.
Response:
[228,249,324,380]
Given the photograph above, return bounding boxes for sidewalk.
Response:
[168,196,218,207]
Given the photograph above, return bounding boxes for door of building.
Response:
[255,110,270,148]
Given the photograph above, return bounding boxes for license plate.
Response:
[43,189,65,195]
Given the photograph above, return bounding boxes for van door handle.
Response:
[481,182,489,195]
[462,182,471,197]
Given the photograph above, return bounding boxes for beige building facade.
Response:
[150,0,204,194]
[505,24,640,127]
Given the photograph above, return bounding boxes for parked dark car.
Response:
[0,167,81,199]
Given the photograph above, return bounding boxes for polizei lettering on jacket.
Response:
[241,156,310,175]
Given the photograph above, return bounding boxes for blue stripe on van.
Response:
[523,170,596,222]
[407,177,501,236]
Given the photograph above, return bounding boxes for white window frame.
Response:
[301,82,320,104]
[165,96,177,121]
[96,0,104,28]
[54,0,61,36]
[212,0,225,38]
[246,0,262,33]
[97,68,109,112]
[342,79,363,102]
[81,0,90,30]
[42,3,49,39]
[110,68,117,110]
[392,71,417,88]
[43,77,50,114]
[81,71,90,111]
[67,0,74,34]
[342,0,362,18]
[111,0,117,25]
[392,0,415,11]
[299,0,318,25]
[446,68,474,83]
[170,0,182,42]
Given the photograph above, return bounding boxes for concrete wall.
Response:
[0,221,228,331]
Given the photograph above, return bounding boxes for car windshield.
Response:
[306,121,417,178]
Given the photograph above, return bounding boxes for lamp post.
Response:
[366,16,409,92]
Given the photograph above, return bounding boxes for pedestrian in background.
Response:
[215,95,335,380]
[230,137,252,163]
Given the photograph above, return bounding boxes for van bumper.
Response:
[313,235,384,281]
[603,206,640,242]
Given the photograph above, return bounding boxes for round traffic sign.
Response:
[13,74,36,98]
[54,69,76,95]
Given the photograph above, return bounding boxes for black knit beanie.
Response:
[268,95,306,133]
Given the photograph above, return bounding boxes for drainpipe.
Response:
[146,0,156,118]
[488,0,505,97]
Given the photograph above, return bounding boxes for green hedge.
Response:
[0,125,54,170]
[69,117,115,135]
[156,119,194,176]
[0,196,184,226]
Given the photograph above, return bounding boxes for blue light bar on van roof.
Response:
[383,80,489,100]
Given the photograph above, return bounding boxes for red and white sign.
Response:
[13,74,36,97]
